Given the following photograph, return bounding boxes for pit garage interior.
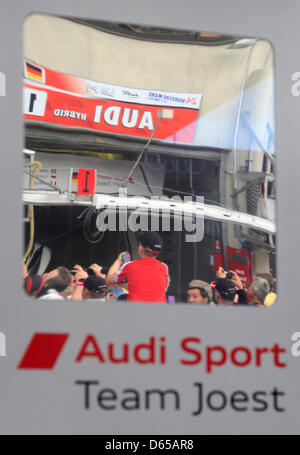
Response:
[23,14,276,302]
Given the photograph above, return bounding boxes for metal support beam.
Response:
[23,190,276,235]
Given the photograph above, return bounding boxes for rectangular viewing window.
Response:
[23,13,276,307]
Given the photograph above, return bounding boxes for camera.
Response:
[122,252,131,263]
[86,267,96,276]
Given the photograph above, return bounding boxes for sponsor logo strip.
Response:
[24,59,202,109]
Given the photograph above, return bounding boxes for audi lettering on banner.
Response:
[23,59,202,145]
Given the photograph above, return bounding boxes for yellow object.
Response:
[264,292,277,307]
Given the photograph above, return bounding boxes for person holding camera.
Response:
[214,267,248,305]
[71,264,107,301]
[106,232,169,303]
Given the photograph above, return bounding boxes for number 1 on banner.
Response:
[77,169,96,195]
[23,87,47,116]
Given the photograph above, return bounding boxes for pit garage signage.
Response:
[23,59,203,144]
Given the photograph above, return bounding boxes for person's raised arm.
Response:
[106,252,127,286]
[229,270,243,290]
[88,263,106,279]
[71,268,88,301]
[22,262,28,280]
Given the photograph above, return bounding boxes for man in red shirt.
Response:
[106,232,169,303]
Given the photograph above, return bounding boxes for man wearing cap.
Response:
[215,267,248,305]
[24,274,46,298]
[71,267,107,301]
[106,232,169,303]
[213,278,237,305]
[187,280,213,305]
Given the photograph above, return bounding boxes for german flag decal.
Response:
[24,60,45,83]
[72,171,78,184]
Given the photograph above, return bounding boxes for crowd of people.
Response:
[187,272,276,307]
[23,231,276,307]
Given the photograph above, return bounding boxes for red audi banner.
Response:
[23,59,202,144]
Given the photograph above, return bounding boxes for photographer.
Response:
[71,264,107,301]
[215,267,248,305]
[106,232,169,303]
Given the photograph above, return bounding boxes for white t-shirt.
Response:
[38,289,65,300]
